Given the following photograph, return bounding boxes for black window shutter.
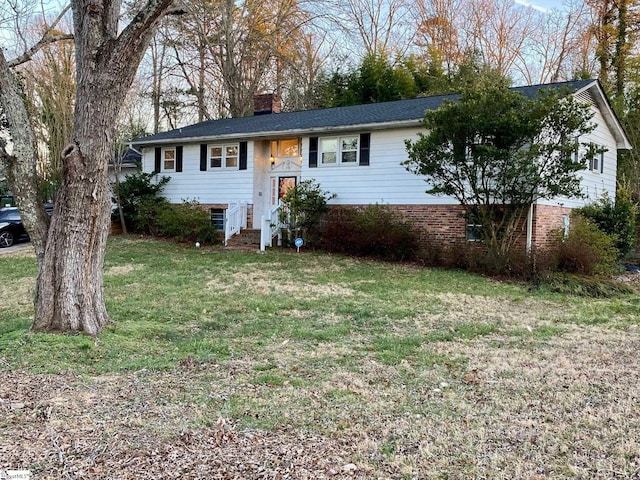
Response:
[600,152,604,173]
[154,147,161,173]
[359,133,370,166]
[239,141,248,170]
[176,146,183,172]
[200,144,207,171]
[309,137,318,168]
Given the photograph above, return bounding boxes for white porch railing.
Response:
[260,203,283,251]
[224,201,248,245]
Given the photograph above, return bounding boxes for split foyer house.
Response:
[131,79,631,252]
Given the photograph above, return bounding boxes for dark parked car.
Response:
[0,207,29,248]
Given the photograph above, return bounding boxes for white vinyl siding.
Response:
[540,103,617,208]
[143,143,253,204]
[302,112,618,209]
[301,129,458,206]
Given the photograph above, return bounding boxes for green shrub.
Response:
[156,200,218,244]
[113,170,171,234]
[576,188,637,259]
[280,179,335,246]
[320,204,420,261]
[555,215,619,276]
[133,196,169,235]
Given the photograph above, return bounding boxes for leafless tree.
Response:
[327,0,415,58]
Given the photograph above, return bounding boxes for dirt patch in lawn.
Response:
[210,268,355,299]
[104,264,145,276]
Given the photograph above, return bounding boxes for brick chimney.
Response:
[253,93,281,115]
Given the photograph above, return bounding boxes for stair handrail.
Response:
[225,201,248,245]
[260,202,283,251]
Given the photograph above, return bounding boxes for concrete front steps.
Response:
[224,229,262,249]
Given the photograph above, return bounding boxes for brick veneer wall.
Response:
[326,204,469,247]
[326,203,571,252]
[532,204,571,252]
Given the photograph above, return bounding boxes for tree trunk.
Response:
[0,51,50,265]
[31,142,112,335]
[28,0,177,336]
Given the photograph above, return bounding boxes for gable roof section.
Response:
[133,79,626,147]
[575,81,632,150]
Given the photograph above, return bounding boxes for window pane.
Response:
[164,150,175,160]
[341,137,358,151]
[321,138,337,164]
[210,146,222,168]
[164,159,175,170]
[466,210,483,241]
[225,145,238,168]
[322,152,337,164]
[466,224,483,241]
[342,151,357,163]
[279,138,299,157]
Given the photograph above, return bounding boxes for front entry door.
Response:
[271,176,297,207]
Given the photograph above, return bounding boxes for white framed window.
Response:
[208,144,239,170]
[226,145,238,168]
[270,138,301,163]
[163,148,176,172]
[341,136,358,163]
[589,150,604,173]
[320,136,359,165]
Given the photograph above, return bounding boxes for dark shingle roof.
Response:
[132,79,595,146]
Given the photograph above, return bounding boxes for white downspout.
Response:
[526,203,534,256]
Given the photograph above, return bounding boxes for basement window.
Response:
[210,208,225,231]
[466,211,483,242]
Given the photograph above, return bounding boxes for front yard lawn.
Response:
[1,237,639,478]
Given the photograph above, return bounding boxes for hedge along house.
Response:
[131,80,631,252]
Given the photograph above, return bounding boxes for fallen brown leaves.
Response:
[1,369,368,479]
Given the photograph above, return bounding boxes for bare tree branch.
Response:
[6,4,73,67]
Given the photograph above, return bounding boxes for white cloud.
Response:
[514,0,551,13]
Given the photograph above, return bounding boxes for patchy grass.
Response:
[1,236,640,479]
